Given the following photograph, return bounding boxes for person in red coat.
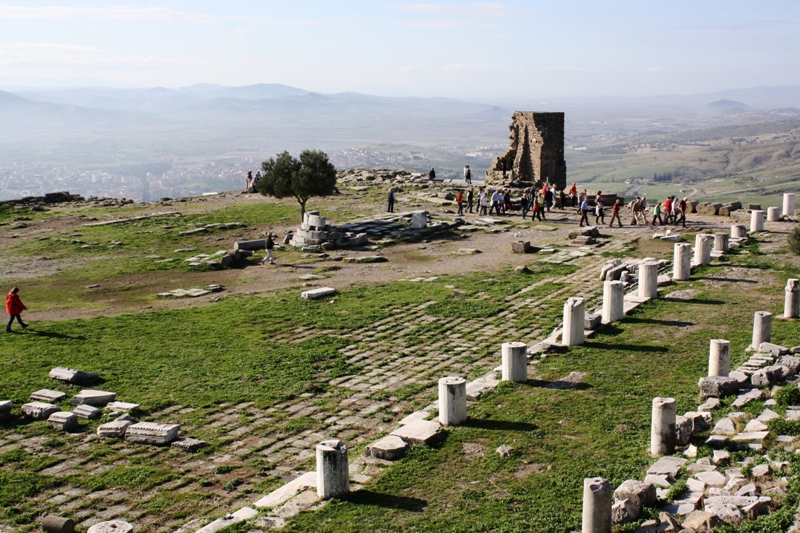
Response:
[6,287,28,332]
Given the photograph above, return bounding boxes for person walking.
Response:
[260,233,276,265]
[387,188,395,213]
[456,190,464,216]
[545,186,554,212]
[520,193,529,219]
[503,190,512,214]
[532,194,543,221]
[671,197,681,227]
[663,196,673,226]
[678,197,688,228]
[467,187,474,213]
[559,188,566,210]
[6,287,28,332]
[479,189,488,215]
[537,193,547,220]
[651,202,663,226]
[569,183,578,206]
[609,199,623,227]
[463,165,472,184]
[594,191,605,225]
[579,197,590,226]
[429,167,436,180]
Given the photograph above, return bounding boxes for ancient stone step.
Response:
[97,420,130,438]
[70,390,116,406]
[47,411,78,431]
[125,422,180,445]
[30,389,66,402]
[21,402,61,420]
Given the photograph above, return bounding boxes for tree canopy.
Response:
[257,150,337,220]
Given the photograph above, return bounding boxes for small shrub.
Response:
[212,465,234,475]
[774,385,800,407]
[789,226,800,256]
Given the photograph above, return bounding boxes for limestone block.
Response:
[683,411,710,433]
[97,420,130,438]
[411,211,428,229]
[705,501,744,523]
[712,418,737,435]
[171,437,208,452]
[581,477,612,533]
[675,415,694,446]
[783,193,796,216]
[713,450,730,464]
[731,431,769,443]
[107,401,140,412]
[366,435,408,461]
[234,239,266,251]
[87,522,134,533]
[391,419,441,445]
[731,224,747,239]
[751,367,777,387]
[699,376,740,398]
[42,515,75,533]
[682,510,720,531]
[644,474,670,488]
[0,400,11,419]
[759,342,788,356]
[776,355,800,374]
[742,500,770,519]
[646,456,687,478]
[21,402,61,420]
[511,241,533,253]
[30,389,66,402]
[584,312,602,330]
[751,463,771,478]
[301,287,337,300]
[611,498,639,524]
[438,376,467,426]
[47,411,78,431]
[125,422,179,445]
[49,366,100,385]
[70,390,116,406]
[735,483,759,497]
[696,470,726,487]
[614,480,656,507]
[750,210,765,233]
[317,438,349,499]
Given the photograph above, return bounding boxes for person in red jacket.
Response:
[6,287,28,332]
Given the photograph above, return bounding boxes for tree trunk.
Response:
[299,199,307,222]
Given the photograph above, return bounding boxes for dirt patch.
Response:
[462,442,487,456]
[514,463,549,478]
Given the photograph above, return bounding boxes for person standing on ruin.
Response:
[467,187,474,213]
[609,199,623,227]
[456,190,464,216]
[429,167,436,180]
[6,287,28,332]
[261,233,276,265]
[464,165,472,184]
[501,159,507,178]
[245,170,253,193]
[387,188,395,213]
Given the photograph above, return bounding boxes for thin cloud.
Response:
[231,28,250,42]
[0,42,196,69]
[0,5,216,21]
[646,66,665,73]
[399,3,512,19]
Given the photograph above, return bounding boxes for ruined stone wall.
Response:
[485,112,566,190]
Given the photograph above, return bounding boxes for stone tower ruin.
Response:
[485,112,566,190]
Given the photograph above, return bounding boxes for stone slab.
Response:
[97,420,130,438]
[253,471,317,508]
[0,400,11,417]
[390,419,441,445]
[646,456,688,478]
[30,389,66,402]
[465,372,500,401]
[195,507,259,533]
[106,401,139,412]
[125,422,179,445]
[695,470,726,487]
[713,418,737,435]
[21,402,61,420]
[70,390,116,406]
[73,404,102,420]
[366,435,408,461]
[87,521,134,533]
[743,419,768,432]
[731,389,765,408]
[47,411,78,431]
[171,437,208,452]
[301,287,337,300]
[49,366,100,385]
[731,431,769,442]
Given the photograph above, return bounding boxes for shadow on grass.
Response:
[584,341,669,353]
[462,418,540,432]
[624,317,695,327]
[663,297,725,305]
[25,329,87,341]
[696,277,758,284]
[342,490,428,512]
[526,379,592,391]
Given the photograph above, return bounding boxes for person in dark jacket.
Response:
[429,168,436,180]
[261,233,276,265]
[387,188,395,212]
[6,287,28,332]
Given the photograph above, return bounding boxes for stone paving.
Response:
[0,237,629,532]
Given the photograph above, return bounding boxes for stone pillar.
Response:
[43,516,75,533]
[692,234,712,266]
[750,210,765,233]
[708,339,731,377]
[650,397,677,456]
[438,376,467,426]
[582,477,612,533]
[714,233,729,253]
[731,224,747,239]
[751,311,772,349]
[785,279,799,319]
[783,193,796,217]
[767,206,781,222]
[638,261,658,300]
[673,243,692,281]
[501,342,528,383]
[563,297,585,346]
[602,280,624,324]
[316,439,350,499]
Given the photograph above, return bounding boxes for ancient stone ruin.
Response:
[485,111,567,190]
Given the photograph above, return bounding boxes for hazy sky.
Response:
[0,1,797,97]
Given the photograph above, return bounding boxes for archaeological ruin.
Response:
[485,111,567,190]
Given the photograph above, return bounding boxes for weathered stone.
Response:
[699,376,740,398]
[612,498,640,524]
[0,400,13,418]
[30,389,66,402]
[391,419,441,445]
[501,342,528,383]
[496,445,514,457]
[42,515,75,533]
[87,521,134,533]
[316,438,350,499]
[69,390,116,406]
[776,355,800,375]
[171,437,208,452]
[253,471,317,509]
[742,500,770,519]
[682,510,720,531]
[584,312,602,330]
[712,418,737,435]
[582,477,612,533]
[704,501,744,523]
[713,450,730,465]
[698,397,721,411]
[438,376,467,426]
[97,420,130,438]
[106,401,139,412]
[195,507,258,533]
[643,474,671,488]
[759,342,788,356]
[756,408,779,422]
[615,480,657,507]
[49,367,100,386]
[695,470,726,487]
[125,422,179,445]
[647,456,687,478]
[301,287,337,300]
[731,431,769,443]
[675,415,694,446]
[72,404,101,419]
[21,402,61,420]
[563,297,585,346]
[47,411,78,431]
[511,241,534,254]
[367,435,408,461]
[751,463,771,478]
[743,419,768,432]
[651,397,677,456]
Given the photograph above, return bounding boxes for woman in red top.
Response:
[6,287,28,332]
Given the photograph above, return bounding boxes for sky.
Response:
[0,1,798,98]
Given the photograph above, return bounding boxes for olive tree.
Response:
[257,150,337,220]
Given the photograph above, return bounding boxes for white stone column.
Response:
[714,233,729,253]
[750,210,765,233]
[785,279,799,319]
[438,376,467,426]
[692,234,712,266]
[316,439,350,499]
[673,243,692,281]
[783,193,796,217]
[501,342,527,383]
[767,206,781,222]
[563,297,586,346]
[582,477,612,533]
[650,397,677,456]
[638,261,658,300]
[708,339,731,377]
[602,280,624,324]
[751,311,772,349]
[731,224,747,239]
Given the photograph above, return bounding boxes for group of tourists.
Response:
[244,171,262,193]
